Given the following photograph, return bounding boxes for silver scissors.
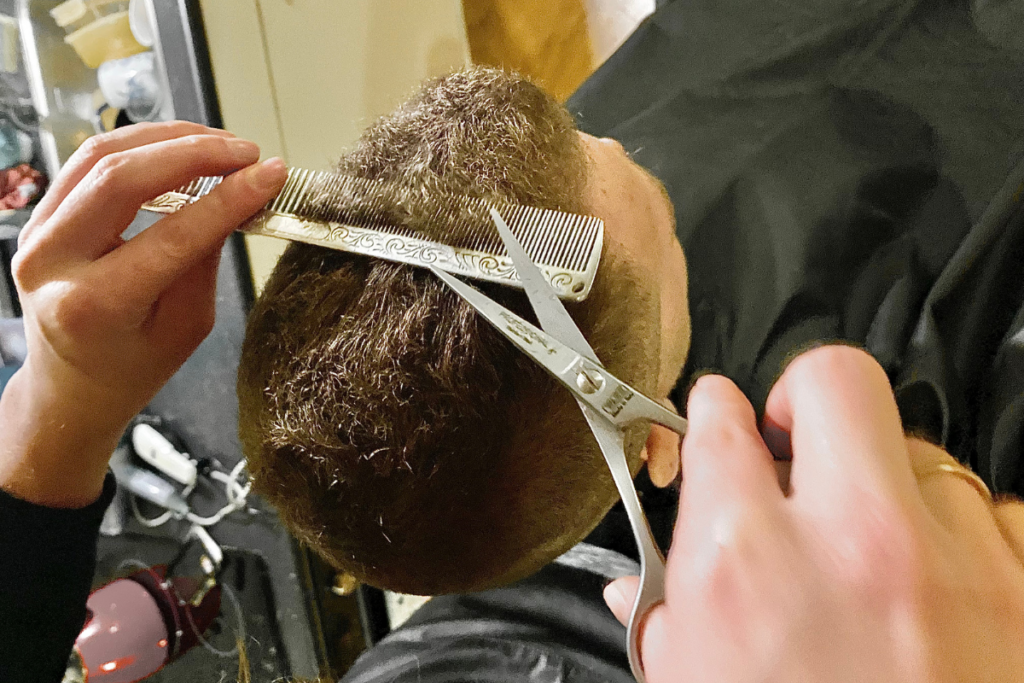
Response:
[428,208,688,683]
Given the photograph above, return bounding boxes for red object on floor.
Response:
[0,164,45,210]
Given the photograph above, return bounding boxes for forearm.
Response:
[0,364,121,508]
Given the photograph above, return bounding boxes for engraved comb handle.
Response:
[141,176,224,214]
[141,169,605,302]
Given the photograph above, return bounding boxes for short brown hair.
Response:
[237,68,661,594]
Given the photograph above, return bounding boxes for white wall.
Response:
[584,0,654,67]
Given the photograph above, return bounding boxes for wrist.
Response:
[0,364,125,508]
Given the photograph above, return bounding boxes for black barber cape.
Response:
[569,0,1024,494]
[3,1,1023,682]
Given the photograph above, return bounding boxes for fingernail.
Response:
[248,157,287,190]
[227,138,260,160]
[603,580,626,611]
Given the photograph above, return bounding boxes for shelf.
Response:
[12,0,101,180]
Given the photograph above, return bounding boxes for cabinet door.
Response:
[198,0,469,289]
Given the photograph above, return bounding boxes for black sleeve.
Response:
[0,474,116,683]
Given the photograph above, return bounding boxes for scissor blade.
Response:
[429,265,689,437]
[429,264,584,375]
[489,208,601,365]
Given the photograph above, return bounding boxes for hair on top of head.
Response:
[237,67,661,595]
[304,68,590,246]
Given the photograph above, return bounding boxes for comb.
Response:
[141,168,604,301]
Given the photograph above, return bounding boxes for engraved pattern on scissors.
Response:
[602,385,635,417]
[498,311,557,354]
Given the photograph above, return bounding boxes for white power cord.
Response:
[183,459,251,527]
[129,456,252,529]
[131,479,197,528]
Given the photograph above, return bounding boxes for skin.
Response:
[604,345,1024,683]
[579,132,691,487]
[0,123,288,507]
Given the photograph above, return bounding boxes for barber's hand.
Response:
[0,122,287,507]
[604,345,1024,682]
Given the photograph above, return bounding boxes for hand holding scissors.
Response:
[605,345,1024,683]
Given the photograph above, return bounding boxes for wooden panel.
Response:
[462,0,593,102]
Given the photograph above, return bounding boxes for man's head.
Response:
[237,68,690,594]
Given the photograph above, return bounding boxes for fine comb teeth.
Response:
[141,167,604,301]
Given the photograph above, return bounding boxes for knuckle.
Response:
[685,417,759,467]
[184,133,223,154]
[694,373,734,393]
[172,133,234,169]
[200,184,230,213]
[697,505,775,597]
[180,132,206,148]
[89,153,130,191]
[692,374,744,403]
[47,282,102,337]
[75,133,114,164]
[790,343,883,381]
[162,120,201,137]
[710,420,755,454]
[152,228,193,265]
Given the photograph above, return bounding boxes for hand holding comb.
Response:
[142,168,604,301]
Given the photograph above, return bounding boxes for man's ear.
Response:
[641,422,681,488]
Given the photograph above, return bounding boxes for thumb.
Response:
[604,575,640,625]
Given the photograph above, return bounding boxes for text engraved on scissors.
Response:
[603,385,634,417]
[499,312,558,355]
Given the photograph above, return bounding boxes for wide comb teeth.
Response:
[141,168,604,301]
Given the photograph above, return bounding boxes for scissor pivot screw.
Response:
[576,368,605,394]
